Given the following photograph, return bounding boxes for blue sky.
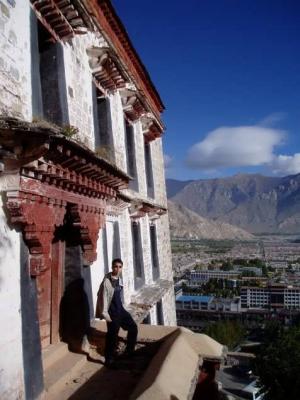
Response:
[112,0,300,180]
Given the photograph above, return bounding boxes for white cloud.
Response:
[258,112,287,127]
[186,125,285,170]
[270,154,300,175]
[164,153,173,168]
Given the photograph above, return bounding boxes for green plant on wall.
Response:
[61,125,79,138]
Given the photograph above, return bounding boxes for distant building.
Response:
[210,297,241,313]
[176,295,241,313]
[176,295,214,311]
[241,285,300,309]
[190,270,239,285]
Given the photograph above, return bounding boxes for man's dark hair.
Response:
[112,258,123,266]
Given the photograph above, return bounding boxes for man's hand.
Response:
[102,312,112,323]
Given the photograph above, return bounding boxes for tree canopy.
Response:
[255,322,300,400]
[204,321,245,350]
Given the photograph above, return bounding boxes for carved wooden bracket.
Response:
[120,87,147,122]
[69,204,106,264]
[141,113,163,143]
[30,0,89,42]
[128,200,167,221]
[6,192,66,276]
[87,47,128,92]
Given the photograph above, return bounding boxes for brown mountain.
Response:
[167,173,300,234]
[168,200,254,240]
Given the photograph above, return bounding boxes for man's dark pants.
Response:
[105,310,138,361]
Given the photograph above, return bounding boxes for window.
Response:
[101,226,109,274]
[31,16,69,124]
[156,300,164,325]
[142,314,151,324]
[131,221,144,290]
[92,85,114,161]
[144,142,154,198]
[105,221,121,268]
[125,120,138,190]
[150,223,160,281]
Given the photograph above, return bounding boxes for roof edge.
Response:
[84,0,165,116]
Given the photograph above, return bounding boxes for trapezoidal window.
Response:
[150,223,160,281]
[125,120,138,191]
[131,221,145,290]
[31,14,69,125]
[92,84,115,162]
[105,220,121,267]
[156,300,164,325]
[144,142,154,198]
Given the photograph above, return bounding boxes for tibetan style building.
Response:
[0,1,225,399]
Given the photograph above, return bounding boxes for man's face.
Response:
[112,262,123,277]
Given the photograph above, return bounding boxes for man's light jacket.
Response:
[95,272,124,321]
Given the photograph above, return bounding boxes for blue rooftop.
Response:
[176,295,213,303]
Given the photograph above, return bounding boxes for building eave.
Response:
[81,0,165,118]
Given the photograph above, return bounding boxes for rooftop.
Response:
[176,295,214,303]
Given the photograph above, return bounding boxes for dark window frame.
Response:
[150,223,160,281]
[156,300,164,325]
[131,221,145,290]
[144,141,154,198]
[125,119,139,191]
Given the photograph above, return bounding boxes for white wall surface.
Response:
[0,193,25,399]
[0,0,32,120]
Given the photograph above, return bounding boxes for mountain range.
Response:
[168,200,254,240]
[167,173,300,234]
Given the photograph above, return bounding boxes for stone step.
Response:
[42,342,69,370]
[44,351,87,397]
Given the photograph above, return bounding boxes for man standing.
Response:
[96,258,138,367]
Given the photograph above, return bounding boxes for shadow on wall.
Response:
[0,196,14,287]
[59,278,91,352]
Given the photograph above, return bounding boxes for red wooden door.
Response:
[51,241,65,344]
[36,241,65,349]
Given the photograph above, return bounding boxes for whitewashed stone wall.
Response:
[0,0,32,120]
[90,227,108,311]
[140,215,153,285]
[63,37,94,148]
[156,213,173,281]
[118,210,135,305]
[0,190,25,399]
[149,306,157,325]
[109,91,128,171]
[151,137,168,207]
[162,288,177,326]
[133,120,147,196]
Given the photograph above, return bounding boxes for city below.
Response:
[172,234,300,399]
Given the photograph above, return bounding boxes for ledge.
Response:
[130,327,225,400]
[128,280,173,323]
[90,321,225,400]
[0,117,130,191]
[120,190,167,220]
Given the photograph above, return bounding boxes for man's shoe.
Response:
[121,349,135,358]
[104,358,114,368]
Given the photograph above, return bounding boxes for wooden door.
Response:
[36,241,65,349]
[50,241,65,344]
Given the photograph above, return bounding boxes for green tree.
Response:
[255,322,300,400]
[204,321,245,350]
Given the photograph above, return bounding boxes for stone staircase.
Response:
[42,342,88,399]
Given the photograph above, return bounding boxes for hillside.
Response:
[168,200,254,240]
[167,173,300,234]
